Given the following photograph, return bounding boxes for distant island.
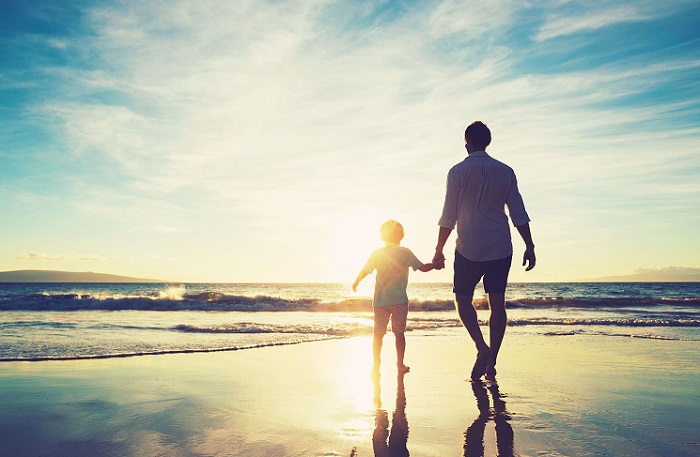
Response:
[0,270,166,283]
[592,267,700,282]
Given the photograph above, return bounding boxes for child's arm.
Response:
[352,270,369,292]
[418,262,435,272]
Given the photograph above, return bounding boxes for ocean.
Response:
[1,282,698,362]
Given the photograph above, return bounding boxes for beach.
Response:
[2,328,698,457]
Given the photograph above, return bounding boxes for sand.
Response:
[1,329,699,457]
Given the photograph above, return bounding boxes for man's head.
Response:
[380,219,404,245]
[464,121,491,152]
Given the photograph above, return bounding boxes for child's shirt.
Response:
[362,245,424,307]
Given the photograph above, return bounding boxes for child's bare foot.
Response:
[398,364,410,374]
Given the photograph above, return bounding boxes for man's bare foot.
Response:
[470,347,491,381]
[398,364,410,374]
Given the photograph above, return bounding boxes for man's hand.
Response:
[522,246,536,271]
[432,251,446,270]
[433,227,452,271]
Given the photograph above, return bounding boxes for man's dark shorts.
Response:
[453,251,512,294]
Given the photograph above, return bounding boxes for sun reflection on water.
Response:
[334,337,377,441]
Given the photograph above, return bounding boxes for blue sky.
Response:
[1,0,699,283]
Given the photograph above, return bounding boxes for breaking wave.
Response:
[1,290,698,312]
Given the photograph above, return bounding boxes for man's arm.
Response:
[432,226,453,269]
[516,223,536,271]
[434,166,459,271]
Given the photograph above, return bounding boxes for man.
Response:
[433,121,535,382]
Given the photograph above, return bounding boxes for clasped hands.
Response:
[432,251,446,270]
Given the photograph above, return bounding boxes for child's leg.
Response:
[391,304,410,372]
[395,332,407,369]
[373,306,391,374]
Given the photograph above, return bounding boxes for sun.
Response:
[323,211,387,283]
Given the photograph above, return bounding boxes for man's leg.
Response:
[456,293,488,352]
[486,292,507,374]
[454,251,491,379]
[456,293,491,380]
[482,255,511,380]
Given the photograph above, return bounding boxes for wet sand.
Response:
[1,329,698,456]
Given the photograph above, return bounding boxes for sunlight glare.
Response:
[337,337,376,410]
[323,211,386,282]
[335,336,377,441]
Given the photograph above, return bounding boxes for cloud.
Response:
[17,252,63,261]
[535,3,659,41]
[428,0,523,39]
[45,103,153,171]
[17,252,116,261]
[125,225,193,235]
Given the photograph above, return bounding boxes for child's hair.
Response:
[380,219,404,244]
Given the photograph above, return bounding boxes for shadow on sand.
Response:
[464,381,517,457]
[371,372,409,457]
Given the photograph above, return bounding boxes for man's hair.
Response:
[464,121,491,149]
[380,219,404,244]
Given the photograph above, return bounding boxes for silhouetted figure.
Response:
[433,121,536,382]
[354,220,436,380]
[372,372,409,456]
[464,381,517,457]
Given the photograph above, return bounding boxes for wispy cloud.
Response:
[536,5,648,41]
[16,252,63,261]
[17,252,115,261]
[16,252,171,262]
[532,1,688,42]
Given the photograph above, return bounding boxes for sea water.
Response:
[0,282,698,361]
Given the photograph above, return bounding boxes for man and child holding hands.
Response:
[353,121,536,382]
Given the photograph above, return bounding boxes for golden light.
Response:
[323,210,387,282]
[333,336,378,442]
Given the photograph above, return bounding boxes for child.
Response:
[352,219,435,378]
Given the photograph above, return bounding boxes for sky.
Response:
[1,0,699,283]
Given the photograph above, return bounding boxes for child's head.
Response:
[380,219,404,245]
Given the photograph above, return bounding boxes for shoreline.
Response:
[0,336,342,363]
[1,330,699,456]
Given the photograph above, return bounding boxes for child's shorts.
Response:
[373,304,408,335]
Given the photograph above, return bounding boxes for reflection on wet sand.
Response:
[372,372,409,457]
[464,382,516,457]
